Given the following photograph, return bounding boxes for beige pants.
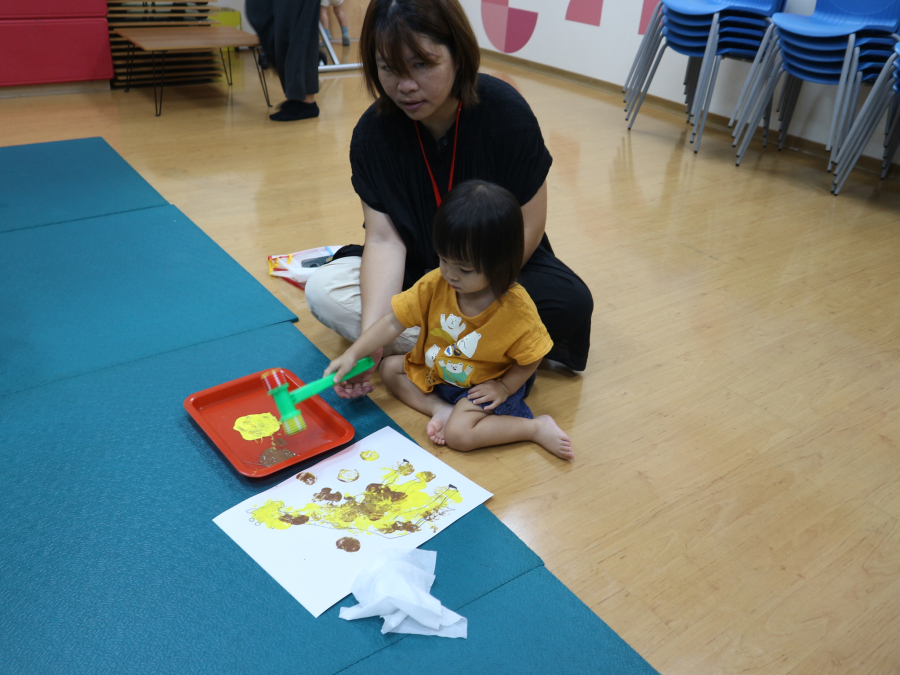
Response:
[305,256,419,356]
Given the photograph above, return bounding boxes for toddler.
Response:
[320,0,351,46]
[325,180,573,460]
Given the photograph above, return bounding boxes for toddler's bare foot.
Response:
[533,415,573,460]
[426,404,453,445]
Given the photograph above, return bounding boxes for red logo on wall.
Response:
[481,0,650,53]
[481,0,539,54]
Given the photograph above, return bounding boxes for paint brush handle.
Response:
[287,357,375,405]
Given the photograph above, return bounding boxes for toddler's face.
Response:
[438,257,490,296]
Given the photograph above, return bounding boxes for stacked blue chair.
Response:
[625,0,784,153]
[732,0,900,168]
[831,39,900,193]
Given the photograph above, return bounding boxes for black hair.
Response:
[432,180,524,298]
[360,0,480,113]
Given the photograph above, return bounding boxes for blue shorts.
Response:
[434,381,533,419]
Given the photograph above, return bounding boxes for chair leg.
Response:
[881,103,900,178]
[734,43,781,147]
[830,46,860,171]
[843,69,863,142]
[832,58,895,188]
[827,34,856,153]
[685,57,702,120]
[779,76,802,150]
[691,12,720,128]
[834,84,894,194]
[737,58,784,165]
[694,54,722,153]
[885,95,898,146]
[731,22,776,128]
[762,92,774,148]
[629,43,668,130]
[626,16,664,116]
[624,2,662,96]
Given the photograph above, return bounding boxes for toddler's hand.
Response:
[325,348,382,400]
[467,380,509,411]
[324,353,360,385]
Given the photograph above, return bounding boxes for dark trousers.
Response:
[246,0,320,101]
[518,243,593,372]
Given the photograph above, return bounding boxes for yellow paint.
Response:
[249,499,293,529]
[260,461,463,544]
[234,413,281,441]
[360,450,379,461]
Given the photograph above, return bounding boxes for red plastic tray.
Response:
[184,368,355,477]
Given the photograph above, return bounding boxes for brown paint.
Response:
[296,472,317,485]
[279,513,310,526]
[336,537,360,552]
[396,460,414,476]
[313,487,343,503]
[381,520,419,534]
[365,484,407,503]
[259,445,296,467]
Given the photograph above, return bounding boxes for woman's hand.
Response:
[329,347,383,399]
[467,379,509,411]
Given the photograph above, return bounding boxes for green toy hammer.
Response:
[261,357,374,435]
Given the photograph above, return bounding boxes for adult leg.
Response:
[305,256,419,355]
[517,243,593,371]
[380,355,453,445]
[269,0,320,120]
[442,398,573,459]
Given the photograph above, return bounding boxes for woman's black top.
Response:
[347,73,593,371]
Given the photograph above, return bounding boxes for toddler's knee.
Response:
[443,417,476,452]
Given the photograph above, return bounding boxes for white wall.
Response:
[459,0,888,160]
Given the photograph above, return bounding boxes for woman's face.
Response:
[376,36,457,125]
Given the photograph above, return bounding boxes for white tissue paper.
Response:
[338,549,467,638]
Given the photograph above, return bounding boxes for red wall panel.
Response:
[0,0,107,20]
[0,19,113,86]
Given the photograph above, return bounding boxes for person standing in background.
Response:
[246,0,321,121]
[320,0,351,46]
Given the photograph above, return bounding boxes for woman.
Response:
[246,0,320,121]
[306,0,593,397]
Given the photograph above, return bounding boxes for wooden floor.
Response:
[4,48,900,675]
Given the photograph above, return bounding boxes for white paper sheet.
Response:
[213,427,493,617]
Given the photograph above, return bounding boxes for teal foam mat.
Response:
[341,566,659,675]
[0,324,544,675]
[0,137,168,233]
[0,205,296,396]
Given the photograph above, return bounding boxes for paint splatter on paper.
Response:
[360,450,379,461]
[234,413,281,441]
[248,460,462,547]
[336,537,360,552]
[337,469,359,483]
[213,427,493,618]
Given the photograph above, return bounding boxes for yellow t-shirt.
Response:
[391,269,553,393]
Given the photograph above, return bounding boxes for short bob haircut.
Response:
[433,180,524,299]
[359,0,480,113]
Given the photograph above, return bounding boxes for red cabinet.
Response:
[0,0,112,87]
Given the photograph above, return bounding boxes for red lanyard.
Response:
[414,102,462,207]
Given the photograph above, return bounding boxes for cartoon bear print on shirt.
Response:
[425,344,440,368]
[438,360,473,388]
[443,330,483,359]
[430,313,466,343]
[456,331,481,358]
